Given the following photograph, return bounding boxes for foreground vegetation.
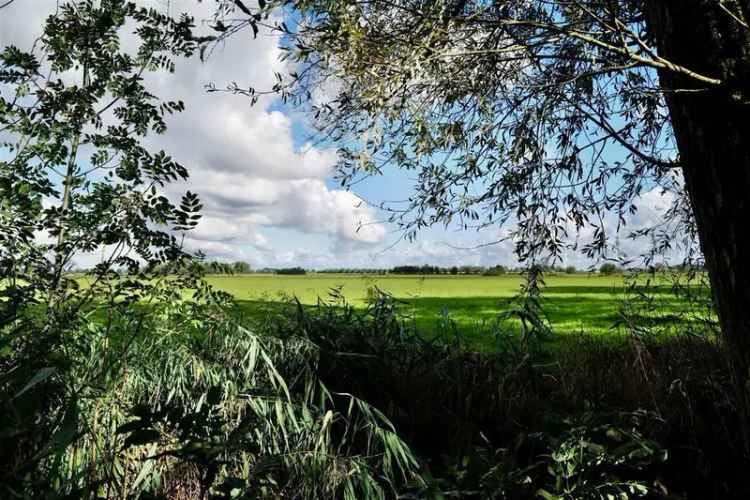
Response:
[0,3,414,496]
[259,292,746,499]
[5,277,741,498]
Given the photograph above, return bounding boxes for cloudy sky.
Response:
[0,1,679,270]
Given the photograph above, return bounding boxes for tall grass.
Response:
[256,288,750,499]
[3,298,421,498]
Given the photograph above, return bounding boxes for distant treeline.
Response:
[319,265,512,275]
[316,264,585,275]
[196,262,308,275]
[175,262,588,276]
[274,267,307,275]
[317,268,389,275]
[78,261,697,277]
[194,262,517,276]
[317,263,700,275]
[199,261,253,274]
[392,265,509,275]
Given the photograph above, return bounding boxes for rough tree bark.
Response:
[645,1,750,382]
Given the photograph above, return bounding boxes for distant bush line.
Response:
[71,261,699,276]
[274,267,307,275]
[199,263,519,275]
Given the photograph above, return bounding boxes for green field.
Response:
[206,273,696,349]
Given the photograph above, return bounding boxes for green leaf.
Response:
[536,488,561,500]
[14,366,56,399]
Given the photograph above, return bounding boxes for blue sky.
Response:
[0,1,679,270]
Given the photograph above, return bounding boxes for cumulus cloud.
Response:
[137,2,387,252]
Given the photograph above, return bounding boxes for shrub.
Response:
[260,291,749,499]
[600,262,619,275]
[565,265,577,274]
[275,267,307,275]
[0,4,418,496]
[2,296,421,497]
[482,265,507,276]
[0,3,209,492]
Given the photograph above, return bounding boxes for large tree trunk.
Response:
[644,1,750,384]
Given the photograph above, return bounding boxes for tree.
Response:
[0,0,209,486]
[276,266,307,275]
[599,263,619,276]
[483,265,507,276]
[233,261,252,273]
[209,1,750,387]
[1,3,421,495]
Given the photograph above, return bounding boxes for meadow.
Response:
[206,273,699,349]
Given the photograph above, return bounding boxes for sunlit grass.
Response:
[205,273,710,350]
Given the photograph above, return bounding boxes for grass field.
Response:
[206,273,699,349]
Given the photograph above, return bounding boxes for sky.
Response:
[0,0,681,270]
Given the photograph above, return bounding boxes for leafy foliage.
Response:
[4,1,749,498]
[534,412,667,500]
[599,263,619,276]
[46,303,420,498]
[1,2,208,491]
[274,266,307,275]
[207,0,715,265]
[259,289,747,498]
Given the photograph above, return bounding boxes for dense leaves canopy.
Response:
[0,0,210,489]
[0,0,203,323]
[209,0,749,264]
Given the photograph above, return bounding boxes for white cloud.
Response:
[138,2,386,253]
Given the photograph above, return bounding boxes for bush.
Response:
[482,265,507,276]
[1,298,421,497]
[260,291,749,499]
[275,267,307,275]
[0,5,417,496]
[565,265,577,274]
[600,262,619,275]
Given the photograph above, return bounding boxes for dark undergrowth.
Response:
[3,283,738,498]
[257,290,749,499]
